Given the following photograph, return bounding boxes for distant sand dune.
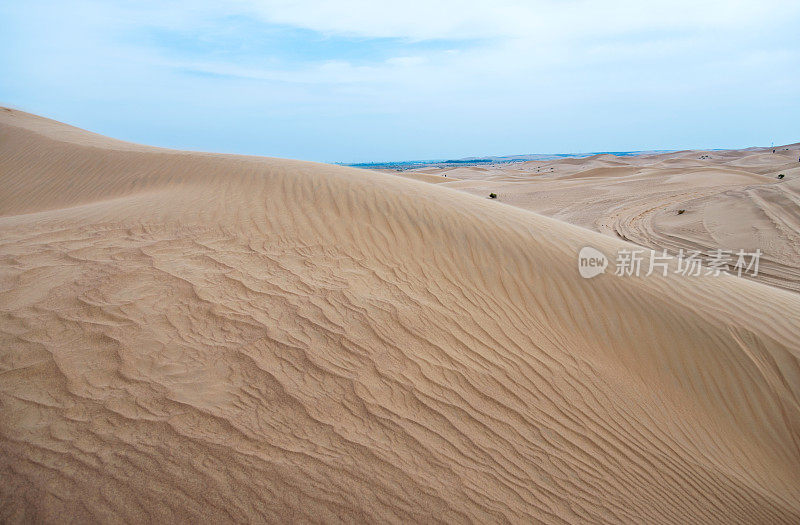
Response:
[1,109,800,523]
[426,149,800,292]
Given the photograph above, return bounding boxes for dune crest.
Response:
[1,109,800,523]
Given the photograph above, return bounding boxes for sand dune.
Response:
[1,108,800,523]
[427,147,800,292]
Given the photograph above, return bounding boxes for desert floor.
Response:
[390,146,800,292]
[2,108,799,523]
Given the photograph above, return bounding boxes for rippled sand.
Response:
[411,147,800,292]
[2,108,799,523]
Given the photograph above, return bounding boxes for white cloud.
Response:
[2,0,799,161]
[234,0,799,40]
[130,0,800,91]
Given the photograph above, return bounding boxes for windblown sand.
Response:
[409,147,800,292]
[1,108,799,523]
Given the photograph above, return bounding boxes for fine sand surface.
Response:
[1,108,800,523]
[411,148,800,292]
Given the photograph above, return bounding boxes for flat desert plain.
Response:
[1,107,800,523]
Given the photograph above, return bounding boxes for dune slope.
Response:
[425,148,800,292]
[1,109,800,523]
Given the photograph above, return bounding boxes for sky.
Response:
[1,0,799,163]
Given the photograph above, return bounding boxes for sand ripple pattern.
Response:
[427,150,800,292]
[2,109,800,523]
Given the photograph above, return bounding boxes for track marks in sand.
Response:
[1,109,800,523]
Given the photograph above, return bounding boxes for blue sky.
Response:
[1,0,799,163]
